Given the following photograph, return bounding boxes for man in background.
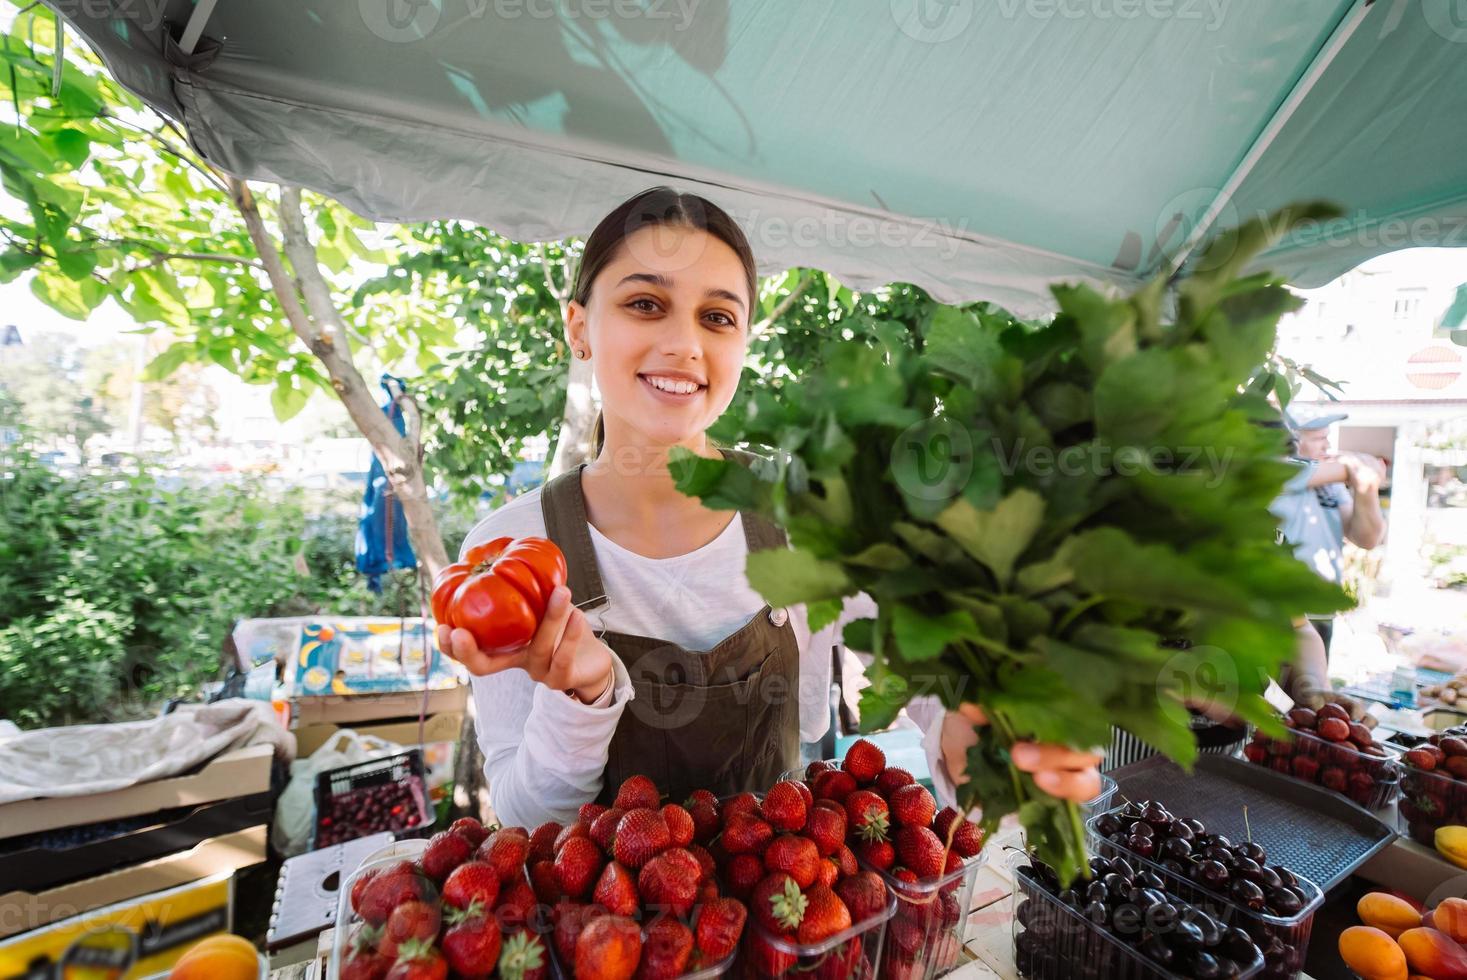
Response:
[1271,411,1387,656]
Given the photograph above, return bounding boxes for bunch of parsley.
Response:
[671,204,1352,882]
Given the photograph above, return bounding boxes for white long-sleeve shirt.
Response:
[460,486,950,827]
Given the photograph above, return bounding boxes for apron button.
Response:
[768,607,788,627]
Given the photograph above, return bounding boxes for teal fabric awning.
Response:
[50,0,1467,315]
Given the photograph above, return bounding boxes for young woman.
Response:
[437,187,1102,828]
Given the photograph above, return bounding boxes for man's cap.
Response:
[1285,410,1349,432]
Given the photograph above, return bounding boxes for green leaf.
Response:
[923,306,1018,401]
[935,489,1046,586]
[270,379,309,421]
[1015,542,1075,595]
[845,543,911,571]
[143,344,191,381]
[806,598,843,633]
[55,248,97,281]
[744,548,850,607]
[1053,283,1136,372]
[857,666,909,732]
[0,249,41,283]
[890,605,977,662]
[48,127,90,168]
[30,271,103,318]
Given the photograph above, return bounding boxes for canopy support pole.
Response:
[177,0,221,55]
[1159,0,1377,280]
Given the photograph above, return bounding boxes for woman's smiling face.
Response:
[569,224,751,452]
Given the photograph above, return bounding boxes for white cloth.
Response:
[0,699,293,805]
[462,487,950,827]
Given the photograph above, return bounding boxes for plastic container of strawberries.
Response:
[740,891,896,979]
[1083,812,1324,980]
[1243,726,1401,811]
[327,838,431,980]
[855,848,985,980]
[547,924,737,978]
[1399,762,1467,846]
[1010,859,1263,980]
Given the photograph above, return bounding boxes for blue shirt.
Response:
[1270,458,1352,585]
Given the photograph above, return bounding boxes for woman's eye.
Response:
[628,298,659,313]
[705,311,736,328]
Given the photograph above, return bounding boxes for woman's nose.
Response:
[659,312,703,359]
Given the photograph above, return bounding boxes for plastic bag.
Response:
[272,729,401,856]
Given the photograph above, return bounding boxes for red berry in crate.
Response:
[575,914,642,980]
[761,780,808,832]
[528,821,562,863]
[890,783,937,829]
[750,930,798,976]
[661,803,695,847]
[797,884,852,944]
[1321,766,1348,792]
[613,807,671,869]
[358,863,431,926]
[441,861,499,912]
[496,877,537,932]
[421,830,474,882]
[855,838,895,871]
[1406,748,1438,771]
[1318,702,1350,723]
[843,738,886,784]
[479,829,531,883]
[876,767,917,796]
[554,836,603,900]
[845,789,891,842]
[723,792,760,821]
[614,773,661,811]
[726,853,765,900]
[342,924,389,980]
[498,929,549,980]
[379,901,441,961]
[1348,722,1375,748]
[687,843,715,881]
[529,858,562,905]
[384,938,446,980]
[835,870,888,922]
[764,834,821,889]
[834,843,859,876]
[1443,736,1467,758]
[685,787,718,809]
[1291,755,1321,782]
[1243,741,1268,764]
[639,916,693,979]
[448,817,489,849]
[349,867,381,919]
[805,804,846,857]
[1287,707,1318,730]
[592,861,639,917]
[896,825,946,878]
[722,813,774,856]
[812,768,859,803]
[694,896,747,961]
[589,807,626,854]
[752,873,807,933]
[816,858,839,888]
[552,901,599,966]
[806,759,835,780]
[554,820,590,854]
[687,799,720,843]
[1270,757,1293,776]
[579,801,608,826]
[1448,757,1467,780]
[640,848,702,917]
[440,902,501,977]
[1318,718,1351,742]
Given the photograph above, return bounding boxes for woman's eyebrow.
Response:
[615,272,746,312]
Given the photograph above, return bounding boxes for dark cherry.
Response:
[1131,820,1155,838]
[1272,865,1298,889]
[1127,835,1156,858]
[1170,821,1196,842]
[1085,880,1108,905]
[1190,951,1223,979]
[1094,813,1123,837]
[1234,856,1261,876]
[1239,841,1267,864]
[1140,936,1174,967]
[1231,878,1267,911]
[1103,872,1131,894]
[1197,860,1230,890]
[1269,887,1303,916]
[1113,904,1143,935]
[1209,834,1233,851]
[1082,900,1108,925]
[1160,837,1193,861]
[1183,818,1207,836]
[1089,856,1112,877]
[1160,858,1186,876]
[1136,870,1165,891]
[1111,858,1135,879]
[1173,919,1205,951]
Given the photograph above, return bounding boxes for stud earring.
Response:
[573,347,588,360]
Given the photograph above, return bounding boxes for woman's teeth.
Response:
[645,376,701,394]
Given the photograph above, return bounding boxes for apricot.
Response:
[1362,892,1432,938]
[169,934,259,980]
[1429,899,1467,946]
[1339,925,1409,980]
[1399,926,1467,980]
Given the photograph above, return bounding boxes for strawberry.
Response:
[693,896,747,961]
[833,843,858,876]
[854,838,895,871]
[888,917,924,961]
[760,781,808,833]
[555,820,591,854]
[420,830,474,882]
[528,821,563,863]
[530,858,563,905]
[638,915,693,979]
[687,799,721,843]
[342,924,390,980]
[763,834,821,889]
[440,902,502,977]
[797,884,852,944]
[932,807,984,858]
[816,858,840,888]
[836,870,889,922]
[448,816,489,849]
[810,935,862,980]
[555,835,604,900]
[896,825,945,878]
[842,739,886,783]
[614,774,662,811]
[593,861,640,917]
[496,877,537,932]
[720,813,773,855]
[722,792,760,821]
[441,860,500,912]
[726,853,765,900]
[685,788,718,809]
[613,807,671,869]
[638,847,701,917]
[349,867,382,920]
[500,825,529,839]
[498,929,549,980]
[804,805,846,857]
[579,802,609,826]
[889,783,936,829]
[480,829,531,882]
[812,769,858,803]
[553,900,602,964]
[575,914,642,980]
[358,864,431,926]
[687,843,716,882]
[807,759,835,778]
[752,873,807,934]
[379,900,440,961]
[661,803,695,847]
[750,930,797,976]
[698,877,720,904]
[385,938,446,980]
[590,807,627,853]
[844,790,891,842]
[875,767,916,796]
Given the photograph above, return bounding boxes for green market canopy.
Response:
[50,0,1467,316]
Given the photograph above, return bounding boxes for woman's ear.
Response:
[565,299,589,360]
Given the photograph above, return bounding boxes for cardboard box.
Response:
[285,619,459,698]
[291,711,464,758]
[0,826,266,940]
[289,684,467,728]
[0,744,274,842]
[0,872,235,979]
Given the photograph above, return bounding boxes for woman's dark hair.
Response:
[571,187,758,456]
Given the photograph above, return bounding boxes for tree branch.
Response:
[130,251,265,271]
[278,186,352,355]
[752,271,814,334]
[226,176,317,342]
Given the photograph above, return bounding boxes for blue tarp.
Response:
[356,375,416,592]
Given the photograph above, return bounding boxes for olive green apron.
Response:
[539,450,801,806]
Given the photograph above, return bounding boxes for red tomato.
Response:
[432,537,568,656]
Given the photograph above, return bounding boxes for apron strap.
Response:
[716,448,790,554]
[539,464,609,613]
